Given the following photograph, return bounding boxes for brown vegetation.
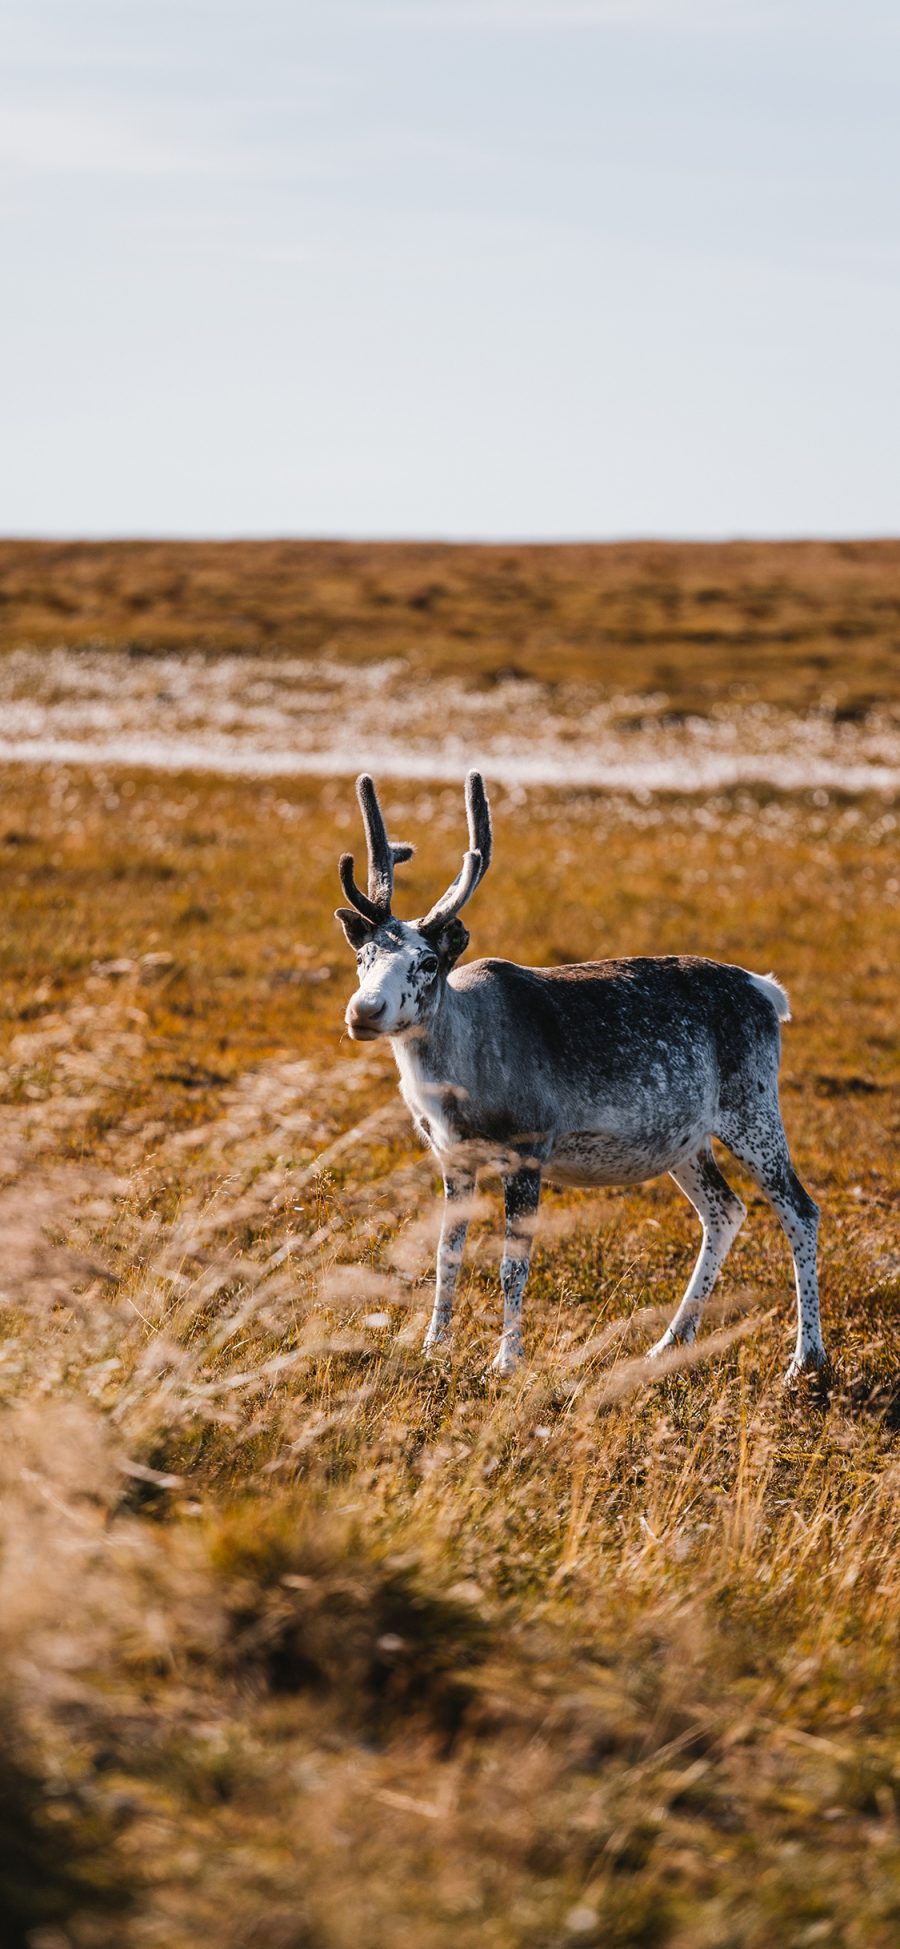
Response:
[0,746,897,1945]
[2,536,900,712]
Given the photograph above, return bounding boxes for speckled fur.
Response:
[337,777,825,1383]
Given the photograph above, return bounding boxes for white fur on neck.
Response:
[392,1030,458,1154]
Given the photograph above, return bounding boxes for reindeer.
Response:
[335,772,826,1384]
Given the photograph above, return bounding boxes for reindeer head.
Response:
[335,771,492,1041]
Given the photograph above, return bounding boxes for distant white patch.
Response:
[0,649,897,794]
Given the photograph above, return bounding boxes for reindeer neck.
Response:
[390,976,469,1083]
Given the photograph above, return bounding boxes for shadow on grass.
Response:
[0,1708,131,1949]
[842,1368,900,1433]
[210,1507,492,1753]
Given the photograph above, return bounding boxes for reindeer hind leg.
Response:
[647,1141,746,1360]
[715,1104,824,1383]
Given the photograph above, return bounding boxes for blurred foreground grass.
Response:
[0,762,897,1947]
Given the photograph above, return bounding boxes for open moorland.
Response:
[0,541,897,1948]
[3,535,900,712]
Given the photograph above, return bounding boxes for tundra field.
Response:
[0,541,898,1949]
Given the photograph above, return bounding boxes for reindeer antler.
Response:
[464,768,492,878]
[338,775,414,927]
[418,770,493,936]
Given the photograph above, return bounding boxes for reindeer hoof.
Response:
[489,1342,525,1380]
[783,1348,830,1389]
[423,1325,451,1356]
[647,1325,696,1362]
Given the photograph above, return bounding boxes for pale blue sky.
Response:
[3,1,899,537]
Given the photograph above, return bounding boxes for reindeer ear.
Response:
[334,907,372,951]
[434,916,470,968]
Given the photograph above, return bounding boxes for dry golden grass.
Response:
[0,751,897,1947]
[2,536,900,713]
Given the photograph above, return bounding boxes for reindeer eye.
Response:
[420,953,439,975]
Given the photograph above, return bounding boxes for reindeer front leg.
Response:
[491,1163,542,1378]
[423,1168,476,1353]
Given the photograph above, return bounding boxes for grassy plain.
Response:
[0,540,898,1947]
[2,535,900,712]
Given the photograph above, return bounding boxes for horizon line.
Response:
[2,530,899,548]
